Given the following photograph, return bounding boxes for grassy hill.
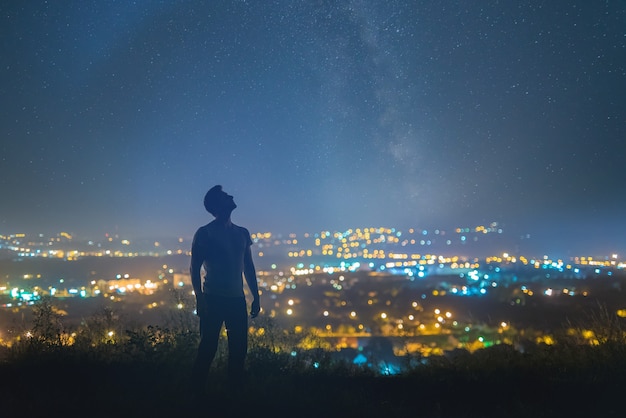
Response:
[2,335,626,417]
[1,299,625,417]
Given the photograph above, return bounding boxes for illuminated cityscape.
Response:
[2,224,624,371]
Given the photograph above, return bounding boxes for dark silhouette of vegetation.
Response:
[1,298,625,417]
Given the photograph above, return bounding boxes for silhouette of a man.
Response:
[190,185,260,395]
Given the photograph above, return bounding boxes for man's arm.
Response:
[190,229,208,317]
[243,245,260,318]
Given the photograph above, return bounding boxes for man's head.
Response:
[203,185,237,217]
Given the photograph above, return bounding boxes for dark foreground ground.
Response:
[2,343,625,418]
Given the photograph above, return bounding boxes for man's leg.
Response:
[191,296,224,396]
[224,297,248,385]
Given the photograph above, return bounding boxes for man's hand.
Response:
[250,298,260,318]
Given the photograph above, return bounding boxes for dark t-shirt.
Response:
[191,221,252,297]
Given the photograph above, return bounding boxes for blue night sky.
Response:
[1,1,625,253]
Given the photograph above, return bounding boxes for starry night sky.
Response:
[1,1,625,253]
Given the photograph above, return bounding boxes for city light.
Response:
[0,227,623,363]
